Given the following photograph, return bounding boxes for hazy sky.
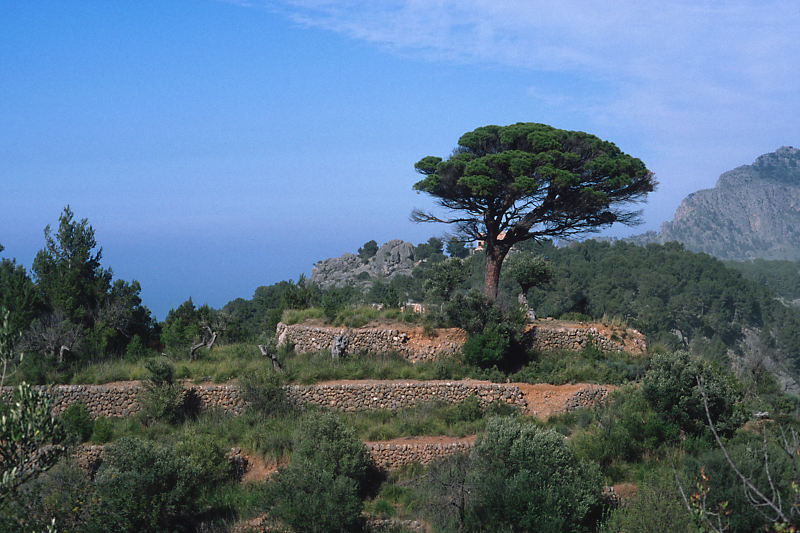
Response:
[2,1,799,319]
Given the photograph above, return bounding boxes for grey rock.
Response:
[311,239,418,288]
[630,146,800,261]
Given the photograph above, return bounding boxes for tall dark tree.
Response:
[32,206,111,324]
[412,123,655,300]
[0,247,43,337]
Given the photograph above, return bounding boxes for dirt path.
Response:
[515,382,611,418]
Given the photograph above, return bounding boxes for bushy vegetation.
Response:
[469,417,603,532]
[524,239,800,370]
[727,258,800,303]
[1,207,156,375]
[264,412,372,532]
[7,211,800,531]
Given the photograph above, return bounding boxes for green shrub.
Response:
[175,430,231,488]
[138,357,185,425]
[462,323,512,369]
[265,412,371,532]
[267,461,364,532]
[239,369,290,417]
[571,387,679,475]
[600,471,698,533]
[14,458,95,532]
[680,433,797,532]
[443,290,498,334]
[466,417,602,532]
[444,395,483,423]
[124,334,149,361]
[321,291,346,321]
[90,416,113,443]
[92,437,202,532]
[60,403,94,444]
[367,497,397,518]
[641,351,744,437]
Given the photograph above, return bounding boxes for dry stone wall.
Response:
[73,438,473,482]
[523,323,646,354]
[1,380,525,418]
[277,320,646,361]
[276,322,464,362]
[0,383,246,419]
[1,381,613,419]
[563,385,610,411]
[285,381,527,411]
[367,439,473,469]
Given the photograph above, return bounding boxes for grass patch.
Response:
[342,398,517,441]
[509,349,649,385]
[282,350,470,384]
[281,307,325,324]
[89,396,516,462]
[281,305,423,328]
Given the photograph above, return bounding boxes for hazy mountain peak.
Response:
[632,147,800,261]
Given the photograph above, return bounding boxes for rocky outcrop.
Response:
[311,239,417,288]
[631,147,800,260]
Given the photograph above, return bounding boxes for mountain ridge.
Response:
[630,146,800,261]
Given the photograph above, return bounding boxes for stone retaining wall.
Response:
[563,385,610,411]
[2,381,611,421]
[74,439,474,477]
[523,323,646,354]
[277,321,646,361]
[276,322,464,362]
[0,383,246,419]
[1,380,526,419]
[367,439,473,469]
[285,381,527,411]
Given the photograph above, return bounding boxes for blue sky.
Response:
[2,0,799,319]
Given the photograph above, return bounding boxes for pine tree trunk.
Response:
[483,243,510,302]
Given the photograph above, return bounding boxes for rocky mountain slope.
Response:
[311,239,417,288]
[631,146,800,260]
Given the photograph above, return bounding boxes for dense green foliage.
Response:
[265,413,372,532]
[641,351,744,437]
[92,437,202,532]
[357,239,379,261]
[571,387,680,473]
[1,207,156,383]
[0,383,64,508]
[525,240,800,370]
[466,417,602,532]
[0,256,43,339]
[727,258,800,303]
[138,358,189,425]
[60,402,94,444]
[681,433,799,532]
